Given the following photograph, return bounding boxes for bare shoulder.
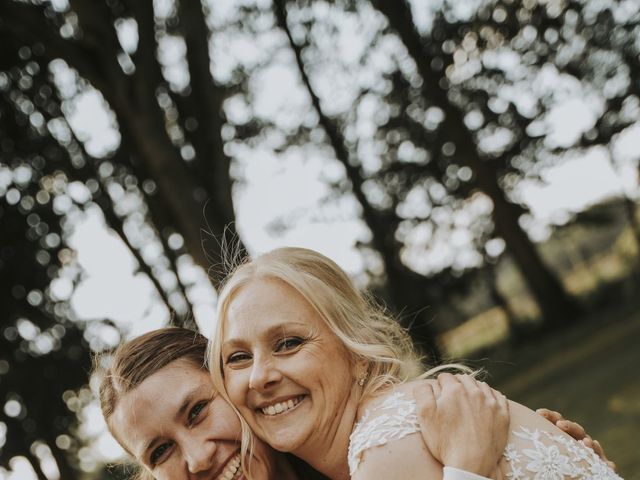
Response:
[352,382,441,480]
[508,400,573,436]
[505,399,593,449]
[352,428,442,480]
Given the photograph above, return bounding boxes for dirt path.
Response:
[486,305,640,478]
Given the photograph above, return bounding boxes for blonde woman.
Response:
[211,247,620,480]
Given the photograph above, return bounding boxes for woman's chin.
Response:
[255,424,308,453]
[266,433,304,453]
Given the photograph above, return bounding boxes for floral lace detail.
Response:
[505,427,623,480]
[348,394,623,479]
[348,391,419,475]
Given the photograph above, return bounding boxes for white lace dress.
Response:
[348,392,622,479]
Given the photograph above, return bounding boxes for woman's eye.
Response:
[276,337,304,352]
[226,352,251,364]
[188,401,207,425]
[150,441,173,465]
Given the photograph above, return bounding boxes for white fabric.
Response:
[443,466,492,480]
[348,392,623,479]
[348,391,420,475]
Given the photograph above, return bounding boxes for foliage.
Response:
[0,0,639,477]
[0,46,90,478]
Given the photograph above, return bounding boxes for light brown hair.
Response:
[94,327,208,480]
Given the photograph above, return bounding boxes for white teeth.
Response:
[260,396,303,416]
[219,453,241,480]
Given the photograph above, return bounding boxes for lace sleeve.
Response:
[348,392,420,476]
[503,427,623,480]
[347,392,622,480]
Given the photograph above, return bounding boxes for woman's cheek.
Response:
[225,370,246,406]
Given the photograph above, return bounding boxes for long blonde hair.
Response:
[209,247,435,470]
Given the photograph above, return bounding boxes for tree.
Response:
[368,0,581,327]
[0,0,246,282]
[0,50,92,477]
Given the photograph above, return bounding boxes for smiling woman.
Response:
[221,277,357,458]
[210,247,623,480]
[94,328,294,480]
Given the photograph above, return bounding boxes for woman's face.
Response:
[220,277,356,454]
[110,358,277,480]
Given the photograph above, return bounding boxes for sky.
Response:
[2,0,640,478]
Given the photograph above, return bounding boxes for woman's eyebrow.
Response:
[175,387,202,421]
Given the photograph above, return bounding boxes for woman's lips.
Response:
[257,394,307,416]
[215,452,241,480]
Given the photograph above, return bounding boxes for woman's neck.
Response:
[290,394,359,480]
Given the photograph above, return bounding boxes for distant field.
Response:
[484,304,640,479]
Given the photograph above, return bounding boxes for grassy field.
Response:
[481,303,640,479]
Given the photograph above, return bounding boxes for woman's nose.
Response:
[249,357,282,392]
[184,438,217,474]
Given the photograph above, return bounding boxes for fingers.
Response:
[582,435,595,450]
[450,374,498,403]
[536,408,563,424]
[495,386,509,417]
[557,419,586,440]
[540,411,617,472]
[413,381,437,416]
[538,410,590,444]
[436,372,461,390]
[456,374,484,396]
[478,379,499,403]
[583,437,614,468]
[592,439,606,459]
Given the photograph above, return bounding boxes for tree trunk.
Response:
[275,0,441,361]
[371,0,580,326]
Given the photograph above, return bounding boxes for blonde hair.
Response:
[94,327,209,480]
[209,247,438,470]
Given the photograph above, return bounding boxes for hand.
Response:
[536,408,616,471]
[414,373,510,478]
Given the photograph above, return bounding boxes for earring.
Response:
[358,372,367,387]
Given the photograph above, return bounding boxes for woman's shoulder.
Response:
[350,381,442,479]
[350,382,436,478]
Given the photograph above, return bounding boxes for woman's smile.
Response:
[213,451,242,480]
[256,394,308,417]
